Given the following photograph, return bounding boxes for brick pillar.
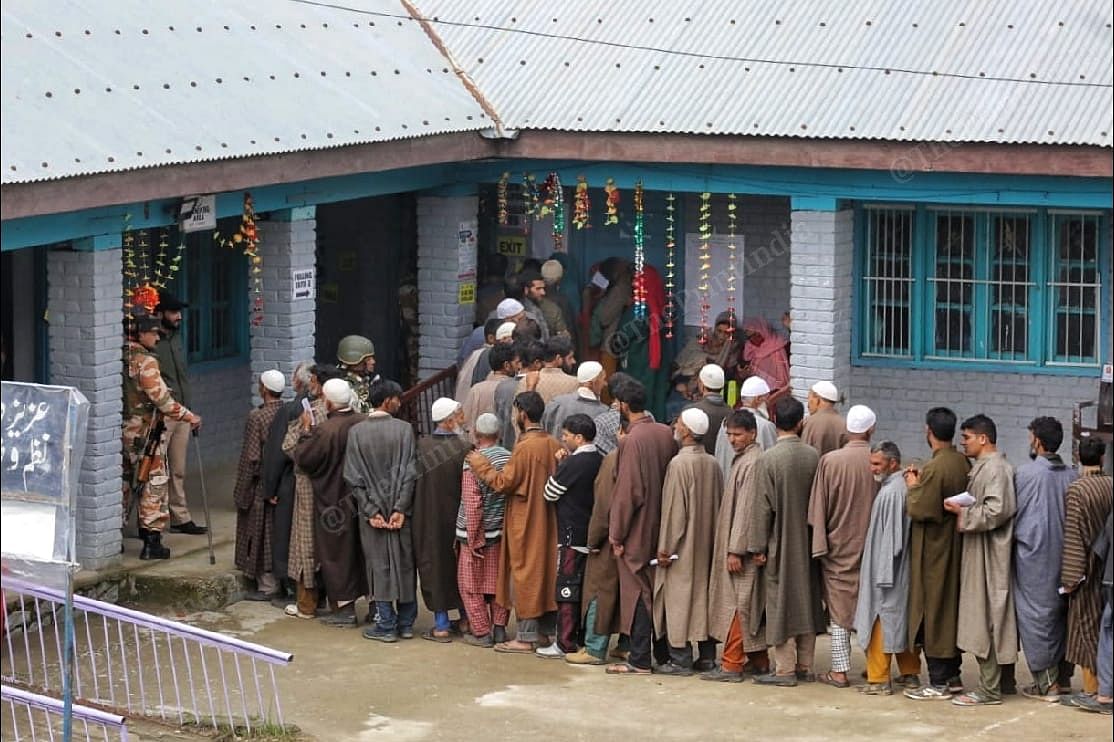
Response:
[251,207,317,405]
[788,208,855,402]
[416,195,479,380]
[47,241,124,569]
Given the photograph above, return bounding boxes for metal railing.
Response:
[2,683,128,741]
[2,576,292,735]
[399,364,458,437]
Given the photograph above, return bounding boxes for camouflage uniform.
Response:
[342,368,371,413]
[122,340,195,532]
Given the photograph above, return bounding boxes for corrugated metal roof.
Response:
[1,0,489,184]
[417,0,1113,147]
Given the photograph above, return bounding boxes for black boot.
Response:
[140,530,171,560]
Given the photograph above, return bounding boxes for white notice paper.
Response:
[1,501,57,562]
[944,491,976,508]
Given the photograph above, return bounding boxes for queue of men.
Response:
[229,332,1113,717]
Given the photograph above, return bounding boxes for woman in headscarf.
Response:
[740,316,790,391]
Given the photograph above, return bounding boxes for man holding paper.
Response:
[903,408,969,701]
[945,414,1018,707]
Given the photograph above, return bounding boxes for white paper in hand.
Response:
[945,491,976,508]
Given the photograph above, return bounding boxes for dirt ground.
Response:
[175,600,1112,742]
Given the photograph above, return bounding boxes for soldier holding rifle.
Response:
[122,313,202,559]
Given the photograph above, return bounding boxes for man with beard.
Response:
[280,364,338,619]
[234,370,287,600]
[344,380,421,642]
[652,408,722,675]
[808,405,879,688]
[520,336,579,404]
[704,409,770,682]
[292,378,370,628]
[946,414,1018,707]
[854,441,921,695]
[413,398,473,643]
[336,334,378,413]
[1061,438,1114,702]
[749,396,823,687]
[153,291,207,535]
[903,407,969,701]
[262,359,315,607]
[1012,417,1077,700]
[605,379,677,675]
[466,391,562,653]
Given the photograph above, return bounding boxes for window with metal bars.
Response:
[857,205,1106,373]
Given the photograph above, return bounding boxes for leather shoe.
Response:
[170,521,208,535]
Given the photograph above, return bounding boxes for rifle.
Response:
[133,412,167,490]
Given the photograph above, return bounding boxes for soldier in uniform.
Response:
[122,314,202,559]
[337,334,377,413]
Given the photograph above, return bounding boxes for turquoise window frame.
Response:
[854,204,1108,376]
[157,221,249,367]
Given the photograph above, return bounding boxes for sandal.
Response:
[606,662,652,675]
[951,691,1002,706]
[818,671,851,688]
[493,641,535,654]
[420,629,452,644]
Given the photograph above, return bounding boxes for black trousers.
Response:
[916,624,962,687]
[629,599,716,669]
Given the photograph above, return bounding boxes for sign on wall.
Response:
[292,267,316,301]
[458,221,478,280]
[496,235,527,257]
[179,194,217,233]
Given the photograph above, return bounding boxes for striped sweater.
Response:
[455,445,512,546]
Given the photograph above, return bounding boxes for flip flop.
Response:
[493,641,535,654]
[818,671,850,688]
[606,662,652,675]
[420,629,452,644]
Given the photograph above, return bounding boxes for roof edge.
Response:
[402,0,507,137]
[0,131,493,221]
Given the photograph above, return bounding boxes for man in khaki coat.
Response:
[704,409,768,682]
[802,380,845,456]
[945,414,1018,707]
[652,408,722,675]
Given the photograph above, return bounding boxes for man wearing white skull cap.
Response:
[234,369,288,599]
[541,361,608,438]
[413,397,473,642]
[808,404,879,687]
[684,365,731,456]
[650,405,723,674]
[803,380,846,456]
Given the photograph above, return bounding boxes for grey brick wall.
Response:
[789,209,854,400]
[417,195,478,379]
[681,194,792,327]
[848,365,1099,466]
[47,246,124,570]
[250,207,317,406]
[187,360,252,467]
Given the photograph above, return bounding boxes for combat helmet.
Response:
[337,335,375,365]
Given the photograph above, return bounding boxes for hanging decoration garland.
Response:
[496,172,509,225]
[603,178,620,225]
[698,192,713,345]
[151,229,185,290]
[573,176,591,230]
[632,180,647,319]
[522,173,540,220]
[664,193,677,339]
[542,172,566,251]
[726,193,738,336]
[214,192,264,326]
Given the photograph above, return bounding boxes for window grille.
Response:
[861,207,913,357]
[1049,213,1102,365]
